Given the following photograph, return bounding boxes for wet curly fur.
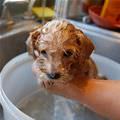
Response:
[26,19,98,88]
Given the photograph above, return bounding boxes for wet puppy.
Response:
[26,19,98,88]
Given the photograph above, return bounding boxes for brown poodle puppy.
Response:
[26,19,98,88]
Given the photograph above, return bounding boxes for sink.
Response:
[0,19,120,71]
[0,20,38,71]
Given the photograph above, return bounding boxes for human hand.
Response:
[42,77,89,101]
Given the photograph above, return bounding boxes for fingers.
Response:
[46,81,69,97]
[41,80,54,89]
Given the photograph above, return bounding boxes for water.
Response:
[18,90,108,120]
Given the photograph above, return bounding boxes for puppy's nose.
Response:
[47,73,61,79]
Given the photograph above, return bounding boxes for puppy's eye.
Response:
[41,50,47,57]
[64,50,73,57]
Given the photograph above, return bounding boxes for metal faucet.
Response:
[0,4,14,29]
[0,0,29,29]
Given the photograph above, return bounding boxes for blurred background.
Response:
[0,0,120,71]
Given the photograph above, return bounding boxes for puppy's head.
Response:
[26,19,94,81]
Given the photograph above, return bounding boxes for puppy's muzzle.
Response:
[46,72,61,79]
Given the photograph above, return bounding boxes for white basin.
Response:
[0,53,120,120]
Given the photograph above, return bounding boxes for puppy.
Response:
[26,19,98,88]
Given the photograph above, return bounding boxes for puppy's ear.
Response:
[26,26,41,59]
[76,29,95,59]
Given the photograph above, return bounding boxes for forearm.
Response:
[71,79,120,120]
[48,78,120,120]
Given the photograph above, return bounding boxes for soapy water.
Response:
[18,90,108,120]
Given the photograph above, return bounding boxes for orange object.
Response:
[100,0,120,23]
[89,5,120,29]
